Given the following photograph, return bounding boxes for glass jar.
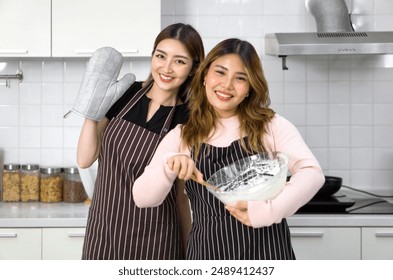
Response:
[63,167,87,203]
[40,167,63,203]
[20,164,40,202]
[2,164,21,202]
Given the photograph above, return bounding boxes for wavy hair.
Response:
[181,38,275,157]
[145,23,205,101]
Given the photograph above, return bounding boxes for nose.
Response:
[163,59,173,73]
[222,76,234,89]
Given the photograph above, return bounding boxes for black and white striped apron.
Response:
[186,140,295,260]
[82,83,183,259]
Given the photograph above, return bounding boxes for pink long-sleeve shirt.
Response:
[133,114,325,228]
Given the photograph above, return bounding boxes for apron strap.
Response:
[159,100,178,138]
[116,80,179,138]
[117,81,154,118]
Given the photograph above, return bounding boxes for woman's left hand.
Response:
[225,201,252,227]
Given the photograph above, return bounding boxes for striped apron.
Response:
[82,83,183,259]
[186,140,295,260]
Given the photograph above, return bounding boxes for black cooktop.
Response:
[296,196,393,214]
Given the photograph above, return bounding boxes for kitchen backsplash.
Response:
[0,0,392,195]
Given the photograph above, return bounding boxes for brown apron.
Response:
[82,82,183,259]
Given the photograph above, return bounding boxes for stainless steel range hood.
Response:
[265,31,393,56]
[265,0,393,69]
[265,31,393,70]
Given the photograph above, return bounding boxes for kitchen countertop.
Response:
[1,202,393,228]
[0,202,89,228]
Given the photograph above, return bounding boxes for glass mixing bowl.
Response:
[206,152,288,204]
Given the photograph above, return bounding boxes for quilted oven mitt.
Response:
[64,47,136,121]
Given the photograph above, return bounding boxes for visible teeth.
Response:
[216,91,231,98]
[160,74,172,80]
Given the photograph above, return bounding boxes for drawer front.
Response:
[42,228,85,260]
[362,227,393,260]
[0,228,41,260]
[290,227,361,260]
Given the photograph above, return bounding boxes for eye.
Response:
[236,76,247,81]
[155,53,165,59]
[215,70,225,75]
[175,59,187,65]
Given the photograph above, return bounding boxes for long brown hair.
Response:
[181,38,275,157]
[145,23,205,101]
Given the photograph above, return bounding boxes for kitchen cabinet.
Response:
[42,228,85,260]
[290,227,361,260]
[362,227,393,260]
[0,0,160,57]
[0,227,85,260]
[0,228,41,260]
[0,0,51,57]
[51,0,161,57]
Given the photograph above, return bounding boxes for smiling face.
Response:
[204,54,250,118]
[150,38,193,96]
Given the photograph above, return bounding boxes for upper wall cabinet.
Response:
[0,0,51,57]
[51,0,161,57]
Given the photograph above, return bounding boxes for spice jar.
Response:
[63,167,87,203]
[40,167,63,203]
[20,164,40,202]
[2,164,21,202]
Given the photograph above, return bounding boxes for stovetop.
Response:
[296,195,393,214]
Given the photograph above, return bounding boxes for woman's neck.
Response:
[146,82,179,106]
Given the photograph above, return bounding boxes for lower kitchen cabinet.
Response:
[362,227,393,260]
[0,227,85,260]
[42,228,86,260]
[290,227,361,260]
[0,228,42,260]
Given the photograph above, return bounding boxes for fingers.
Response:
[167,155,196,180]
[192,169,204,182]
[225,201,252,227]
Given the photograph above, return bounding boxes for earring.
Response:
[246,93,249,97]
[203,81,206,86]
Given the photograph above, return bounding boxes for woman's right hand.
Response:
[167,155,203,181]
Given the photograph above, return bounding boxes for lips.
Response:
[159,73,174,83]
[215,90,232,101]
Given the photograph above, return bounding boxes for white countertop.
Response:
[0,202,89,228]
[1,201,393,228]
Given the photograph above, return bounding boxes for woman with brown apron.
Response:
[77,23,204,259]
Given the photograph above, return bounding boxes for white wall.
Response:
[0,0,392,195]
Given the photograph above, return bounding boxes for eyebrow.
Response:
[214,64,247,77]
[155,49,190,60]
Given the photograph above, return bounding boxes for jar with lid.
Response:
[63,167,87,203]
[40,167,63,203]
[2,164,21,202]
[20,164,40,202]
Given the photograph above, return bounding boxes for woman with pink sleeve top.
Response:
[133,38,325,260]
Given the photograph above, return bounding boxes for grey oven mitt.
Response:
[64,46,136,121]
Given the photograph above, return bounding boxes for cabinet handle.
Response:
[291,232,324,237]
[67,232,85,238]
[0,233,17,238]
[375,232,393,237]
[74,49,138,54]
[0,50,28,54]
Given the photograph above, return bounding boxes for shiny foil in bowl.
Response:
[206,152,288,204]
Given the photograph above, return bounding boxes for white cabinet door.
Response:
[0,0,51,57]
[290,227,361,260]
[42,228,86,260]
[0,228,41,260]
[362,227,393,260]
[52,0,161,57]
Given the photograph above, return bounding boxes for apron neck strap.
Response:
[117,80,178,138]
